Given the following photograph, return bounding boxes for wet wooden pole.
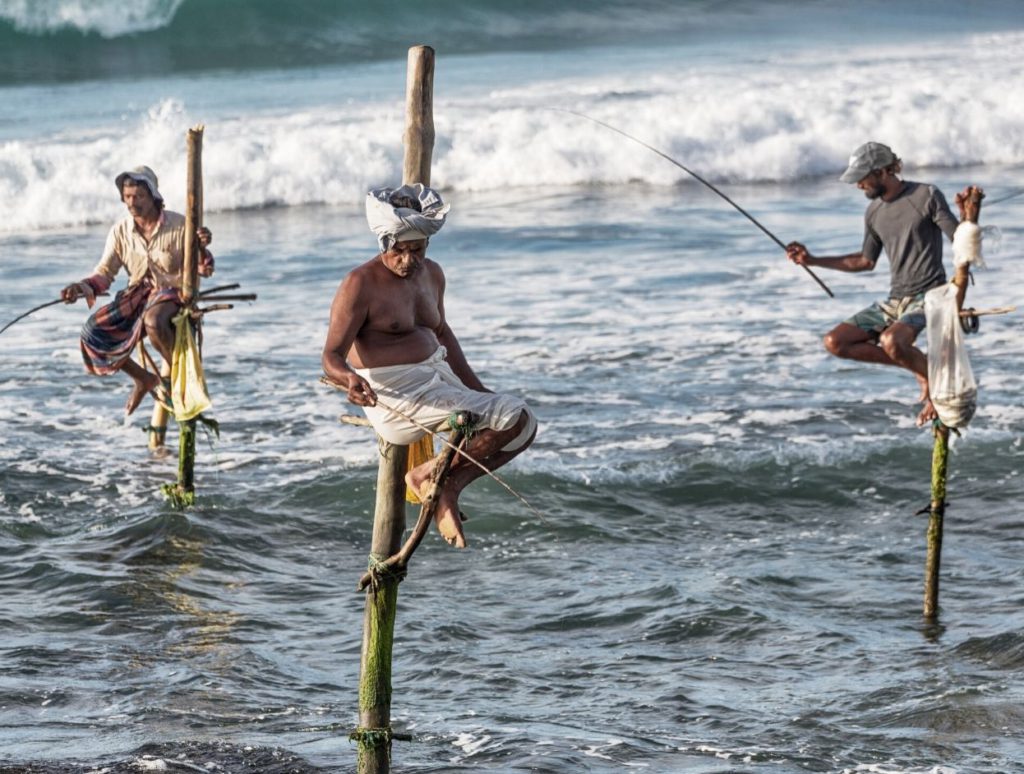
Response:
[173,125,204,506]
[354,45,434,774]
[147,363,170,450]
[923,188,982,620]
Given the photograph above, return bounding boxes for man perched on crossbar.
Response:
[322,183,537,548]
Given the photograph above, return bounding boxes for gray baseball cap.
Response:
[838,142,897,183]
[115,165,164,202]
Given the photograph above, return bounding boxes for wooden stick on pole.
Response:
[923,187,983,621]
[354,45,435,774]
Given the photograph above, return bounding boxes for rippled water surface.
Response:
[2,1,1024,770]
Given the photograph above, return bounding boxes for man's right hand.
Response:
[60,282,84,303]
[344,373,377,407]
[785,241,811,266]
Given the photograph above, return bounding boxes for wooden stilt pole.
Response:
[167,125,204,507]
[147,360,171,450]
[923,425,948,619]
[354,45,434,774]
[923,188,982,620]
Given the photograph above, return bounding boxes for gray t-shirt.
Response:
[862,181,958,298]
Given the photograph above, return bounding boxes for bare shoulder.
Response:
[424,257,446,287]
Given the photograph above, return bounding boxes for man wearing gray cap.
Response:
[60,165,213,415]
[785,142,976,426]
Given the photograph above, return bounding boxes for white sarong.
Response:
[354,346,530,446]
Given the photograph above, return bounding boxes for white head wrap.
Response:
[366,183,449,252]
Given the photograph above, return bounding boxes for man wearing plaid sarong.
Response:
[61,166,214,415]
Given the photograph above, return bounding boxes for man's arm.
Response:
[61,224,122,304]
[785,242,876,273]
[322,271,377,406]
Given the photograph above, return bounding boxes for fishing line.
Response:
[985,187,1024,206]
[550,108,835,298]
[320,376,548,524]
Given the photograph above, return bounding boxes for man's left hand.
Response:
[955,186,984,223]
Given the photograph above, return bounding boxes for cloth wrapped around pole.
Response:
[169,310,212,422]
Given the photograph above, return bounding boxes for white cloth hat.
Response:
[115,165,164,202]
[366,183,449,251]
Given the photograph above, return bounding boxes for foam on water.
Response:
[2,31,1023,233]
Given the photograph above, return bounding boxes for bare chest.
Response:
[366,277,442,334]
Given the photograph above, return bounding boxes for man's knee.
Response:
[879,327,915,362]
[822,332,840,356]
[823,330,852,357]
[500,407,536,453]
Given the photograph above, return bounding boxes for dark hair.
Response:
[121,179,164,212]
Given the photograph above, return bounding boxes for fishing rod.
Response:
[320,375,547,523]
[553,108,835,298]
[1,291,110,337]
[0,298,65,336]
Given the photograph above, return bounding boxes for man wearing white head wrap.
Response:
[366,183,450,252]
[323,184,536,549]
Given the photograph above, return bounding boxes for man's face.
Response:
[122,181,158,218]
[383,239,428,277]
[856,170,886,199]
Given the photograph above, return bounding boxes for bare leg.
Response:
[879,323,935,426]
[121,358,162,415]
[405,410,536,547]
[143,300,178,366]
[825,322,934,425]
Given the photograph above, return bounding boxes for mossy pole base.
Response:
[924,424,949,620]
[357,441,407,774]
[161,418,197,507]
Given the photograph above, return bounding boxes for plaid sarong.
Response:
[80,283,180,375]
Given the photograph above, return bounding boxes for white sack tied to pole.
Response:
[925,222,985,428]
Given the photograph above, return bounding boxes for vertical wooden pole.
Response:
[923,426,948,619]
[402,46,435,189]
[923,188,981,620]
[355,45,434,774]
[147,360,171,450]
[176,125,204,506]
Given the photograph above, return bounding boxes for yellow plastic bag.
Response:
[169,310,212,422]
[405,434,435,503]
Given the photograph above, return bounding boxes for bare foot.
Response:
[404,471,468,547]
[125,371,161,416]
[916,398,938,427]
[434,488,467,548]
[405,466,431,500]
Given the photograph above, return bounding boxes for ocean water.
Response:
[1,1,1023,772]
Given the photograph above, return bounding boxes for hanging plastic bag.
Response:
[169,309,213,422]
[925,283,976,428]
